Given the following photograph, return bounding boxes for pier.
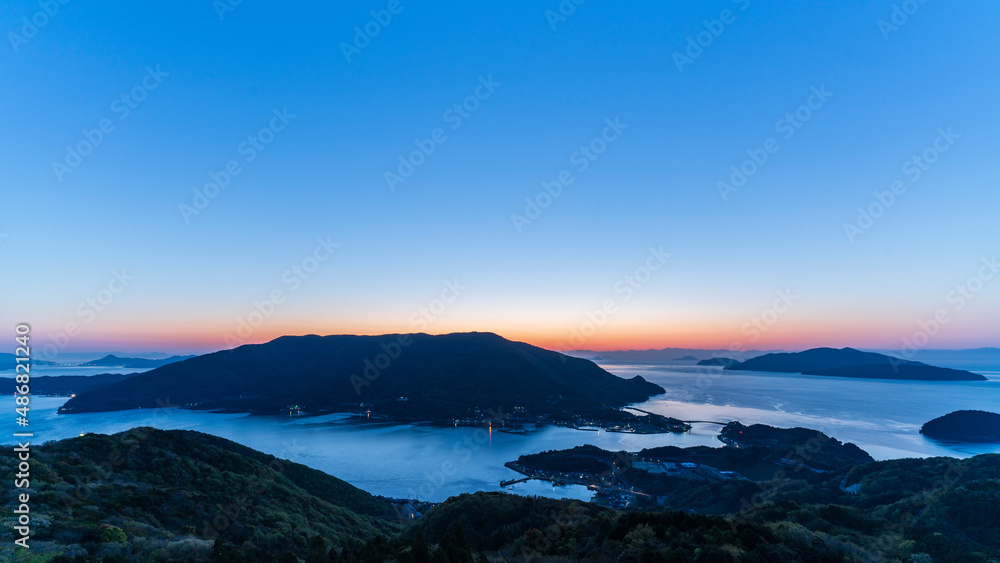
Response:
[682,420,729,426]
[499,476,537,487]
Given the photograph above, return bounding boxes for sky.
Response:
[2,0,999,358]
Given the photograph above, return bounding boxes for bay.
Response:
[3,360,999,502]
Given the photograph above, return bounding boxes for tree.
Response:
[100,525,127,544]
[307,534,328,563]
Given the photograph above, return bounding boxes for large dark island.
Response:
[58,332,668,427]
[724,347,986,381]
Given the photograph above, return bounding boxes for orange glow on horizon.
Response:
[45,307,997,356]
[58,321,994,356]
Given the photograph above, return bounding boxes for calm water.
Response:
[621,361,1000,460]
[3,361,999,502]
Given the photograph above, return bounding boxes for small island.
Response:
[920,410,1000,442]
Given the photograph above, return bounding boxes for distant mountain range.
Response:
[60,332,665,417]
[0,353,56,370]
[1,352,196,369]
[565,348,779,363]
[0,373,138,396]
[80,354,194,369]
[721,348,986,381]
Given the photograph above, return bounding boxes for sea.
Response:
[3,360,998,503]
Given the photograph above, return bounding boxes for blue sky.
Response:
[2,0,998,356]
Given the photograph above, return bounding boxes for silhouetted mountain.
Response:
[697,357,739,367]
[0,373,137,396]
[673,355,699,361]
[921,410,1000,442]
[81,354,194,368]
[0,353,56,370]
[726,347,986,381]
[60,332,665,418]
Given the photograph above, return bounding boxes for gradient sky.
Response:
[2,1,999,357]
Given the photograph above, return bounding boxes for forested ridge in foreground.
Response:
[1,428,998,562]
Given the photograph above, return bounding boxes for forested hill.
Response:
[0,427,397,561]
[3,427,998,561]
